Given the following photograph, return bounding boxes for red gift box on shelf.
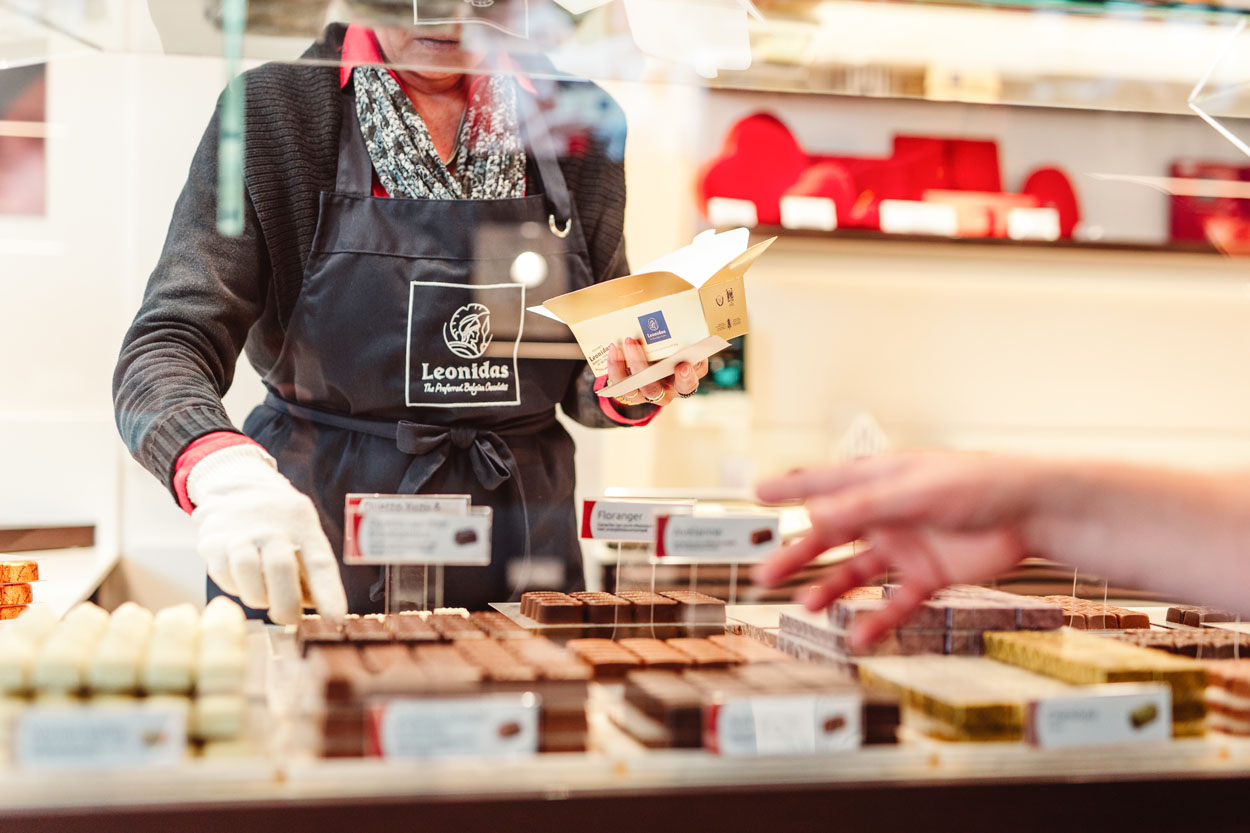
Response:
[1169,159,1250,246]
[697,112,1079,241]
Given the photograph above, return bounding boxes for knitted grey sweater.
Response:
[114,24,633,498]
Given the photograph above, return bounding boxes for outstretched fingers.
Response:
[797,547,892,612]
[848,580,937,652]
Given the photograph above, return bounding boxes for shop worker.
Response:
[113,22,706,624]
[753,452,1250,648]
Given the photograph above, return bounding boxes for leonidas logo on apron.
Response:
[444,304,492,359]
[408,282,523,408]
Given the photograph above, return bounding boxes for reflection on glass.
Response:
[0,63,46,216]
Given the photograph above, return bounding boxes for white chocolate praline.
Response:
[142,604,200,694]
[191,695,245,741]
[195,646,247,695]
[31,692,82,708]
[203,597,246,627]
[153,604,200,641]
[142,645,195,694]
[107,602,155,642]
[61,602,111,640]
[11,604,58,646]
[0,696,26,743]
[32,623,106,694]
[87,638,146,694]
[0,632,36,695]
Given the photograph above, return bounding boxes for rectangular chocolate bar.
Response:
[385,613,440,643]
[750,528,774,546]
[529,597,585,625]
[569,592,632,624]
[618,638,694,670]
[429,613,489,639]
[520,592,569,620]
[565,639,643,678]
[707,634,794,664]
[666,638,737,668]
[468,610,533,639]
[453,639,539,683]
[616,591,680,624]
[660,590,727,624]
[342,615,392,643]
[359,643,412,673]
[297,615,346,655]
[453,528,478,546]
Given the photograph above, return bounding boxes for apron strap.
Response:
[515,84,574,237]
[336,88,375,196]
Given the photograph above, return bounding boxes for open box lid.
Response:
[529,228,770,325]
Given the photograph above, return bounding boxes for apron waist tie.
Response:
[260,392,554,570]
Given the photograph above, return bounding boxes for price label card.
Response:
[706,197,759,229]
[780,195,838,232]
[14,703,187,771]
[1027,684,1170,749]
[655,515,781,562]
[344,494,471,564]
[370,695,540,760]
[878,199,959,237]
[580,499,695,542]
[356,507,492,566]
[706,694,862,756]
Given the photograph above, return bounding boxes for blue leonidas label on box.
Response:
[638,311,672,345]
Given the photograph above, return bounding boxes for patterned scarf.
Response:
[352,65,527,200]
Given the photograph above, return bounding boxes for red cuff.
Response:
[594,376,660,427]
[173,432,264,514]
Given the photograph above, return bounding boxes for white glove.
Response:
[188,445,348,625]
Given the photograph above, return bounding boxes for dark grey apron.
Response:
[210,82,596,616]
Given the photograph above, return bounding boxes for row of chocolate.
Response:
[1168,605,1236,627]
[1112,629,1250,660]
[296,610,531,654]
[874,584,1067,631]
[0,598,249,746]
[621,664,898,749]
[521,590,726,625]
[1035,596,1150,630]
[311,636,593,756]
[564,634,792,678]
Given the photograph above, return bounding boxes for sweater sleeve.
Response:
[556,85,652,430]
[112,98,271,498]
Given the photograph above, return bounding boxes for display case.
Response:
[5,1,1250,829]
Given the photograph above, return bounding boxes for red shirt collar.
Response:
[340,25,391,88]
[339,24,537,96]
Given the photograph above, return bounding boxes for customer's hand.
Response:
[188,445,348,625]
[752,452,1053,649]
[605,337,709,408]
